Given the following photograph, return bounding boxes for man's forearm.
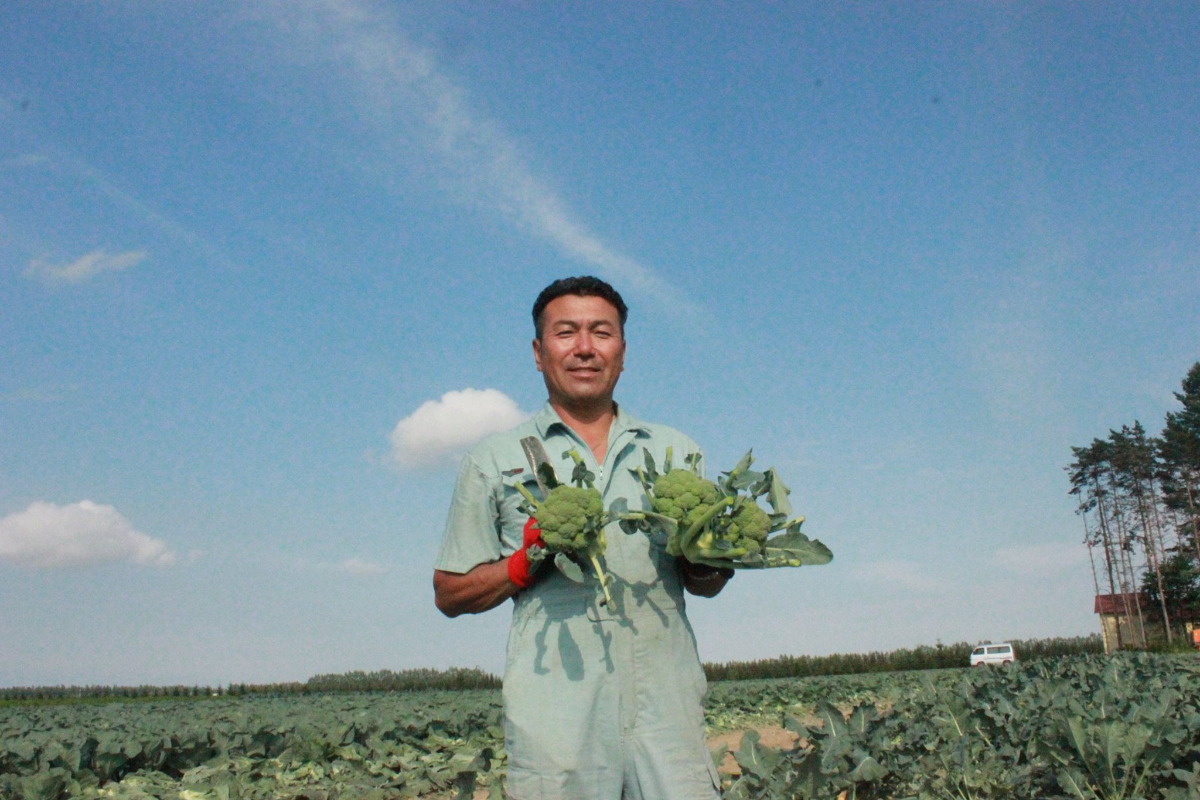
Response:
[433,560,520,617]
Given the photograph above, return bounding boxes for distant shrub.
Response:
[703,634,1104,682]
[304,667,501,693]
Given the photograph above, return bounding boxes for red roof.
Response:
[1094,592,1149,615]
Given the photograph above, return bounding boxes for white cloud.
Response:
[265,0,697,315]
[0,500,175,568]
[24,249,146,285]
[991,541,1090,577]
[340,557,387,576]
[390,388,531,468]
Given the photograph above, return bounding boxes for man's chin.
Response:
[553,385,617,408]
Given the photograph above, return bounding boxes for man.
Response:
[433,276,731,799]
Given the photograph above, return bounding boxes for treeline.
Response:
[2,638,1109,703]
[1067,361,1200,648]
[0,684,219,703]
[0,667,500,704]
[303,667,501,693]
[703,634,1104,682]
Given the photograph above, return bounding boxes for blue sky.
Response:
[1,2,1197,687]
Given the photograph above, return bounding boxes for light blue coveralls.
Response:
[435,403,723,799]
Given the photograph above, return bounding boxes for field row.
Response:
[2,654,1198,798]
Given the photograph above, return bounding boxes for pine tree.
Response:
[1160,362,1200,562]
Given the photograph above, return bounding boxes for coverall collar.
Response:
[533,401,650,443]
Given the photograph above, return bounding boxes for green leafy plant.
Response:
[614,448,833,570]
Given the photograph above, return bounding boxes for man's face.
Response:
[533,294,625,411]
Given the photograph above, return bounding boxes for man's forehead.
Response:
[542,294,622,325]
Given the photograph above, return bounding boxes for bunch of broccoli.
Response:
[513,450,614,605]
[614,448,833,570]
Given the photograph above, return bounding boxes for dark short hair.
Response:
[532,276,628,339]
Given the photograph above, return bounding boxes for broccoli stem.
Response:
[635,467,656,505]
[586,554,613,606]
[565,449,596,490]
[678,496,734,559]
[513,481,542,511]
[695,544,749,560]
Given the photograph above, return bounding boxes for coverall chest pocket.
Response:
[499,474,541,551]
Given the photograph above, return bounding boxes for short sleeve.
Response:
[433,454,503,574]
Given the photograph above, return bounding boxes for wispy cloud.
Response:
[339,557,387,576]
[0,153,48,170]
[3,140,236,272]
[266,0,696,314]
[24,249,146,285]
[0,500,175,569]
[390,388,531,468]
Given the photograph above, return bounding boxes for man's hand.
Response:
[506,517,546,589]
[434,518,546,618]
[677,558,734,598]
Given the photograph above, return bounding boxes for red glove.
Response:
[507,517,546,589]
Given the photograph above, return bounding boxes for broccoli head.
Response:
[620,445,832,571]
[535,484,605,556]
[651,469,721,528]
[725,498,771,543]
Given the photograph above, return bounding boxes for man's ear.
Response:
[532,337,544,373]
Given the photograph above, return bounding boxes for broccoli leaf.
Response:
[563,449,596,489]
[730,449,754,476]
[642,449,659,481]
[759,530,833,567]
[766,469,793,517]
[570,460,595,489]
[728,469,765,491]
[536,462,560,490]
[554,552,585,583]
[607,497,630,517]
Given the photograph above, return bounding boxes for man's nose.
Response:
[573,333,596,355]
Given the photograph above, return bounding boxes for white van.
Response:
[970,642,1015,666]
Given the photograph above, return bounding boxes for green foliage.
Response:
[1142,552,1200,624]
[618,448,834,570]
[8,649,1194,799]
[719,653,1200,799]
[0,689,507,799]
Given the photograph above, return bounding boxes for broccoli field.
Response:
[3,653,1200,799]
